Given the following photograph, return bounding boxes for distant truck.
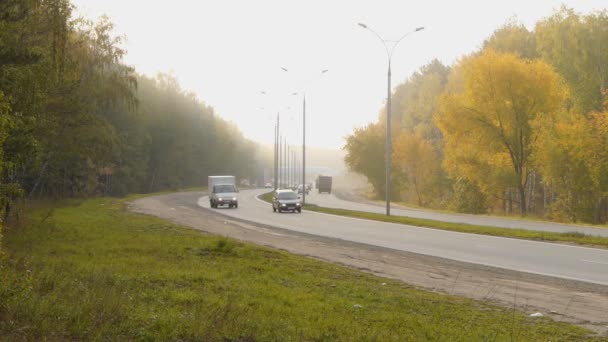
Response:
[208,175,238,209]
[317,175,332,194]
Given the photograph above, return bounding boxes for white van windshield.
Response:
[214,184,236,193]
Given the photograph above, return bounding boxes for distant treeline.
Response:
[345,7,608,223]
[0,0,256,221]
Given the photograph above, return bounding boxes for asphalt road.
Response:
[305,190,608,237]
[198,189,608,286]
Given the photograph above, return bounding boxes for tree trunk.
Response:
[29,158,51,199]
[3,201,10,224]
[413,177,422,207]
[595,196,608,224]
[148,167,157,193]
[543,181,547,215]
[519,183,527,216]
[528,171,535,214]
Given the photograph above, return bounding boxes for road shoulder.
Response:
[130,191,608,335]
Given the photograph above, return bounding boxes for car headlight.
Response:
[281,203,286,207]
[296,203,301,206]
[218,198,223,201]
[232,197,237,201]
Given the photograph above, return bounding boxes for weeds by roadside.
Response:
[0,197,602,340]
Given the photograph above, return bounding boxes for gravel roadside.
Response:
[130,191,608,336]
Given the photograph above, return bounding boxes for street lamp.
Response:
[275,114,279,190]
[358,23,424,216]
[283,136,288,188]
[282,67,328,205]
[260,91,296,190]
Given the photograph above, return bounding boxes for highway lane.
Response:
[198,189,608,286]
[304,190,608,237]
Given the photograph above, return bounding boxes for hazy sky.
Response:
[72,0,605,149]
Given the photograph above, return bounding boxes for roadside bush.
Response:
[198,237,242,256]
[449,179,487,214]
[0,218,33,327]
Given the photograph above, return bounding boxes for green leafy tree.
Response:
[483,19,537,59]
[535,7,608,113]
[449,178,487,214]
[344,123,397,199]
[391,59,450,149]
[0,0,258,203]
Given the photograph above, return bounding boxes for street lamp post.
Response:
[274,113,279,190]
[302,94,306,202]
[285,141,288,188]
[358,23,424,216]
[290,148,293,188]
[284,136,287,188]
[282,68,328,205]
[288,144,292,188]
[278,134,282,189]
[260,90,297,190]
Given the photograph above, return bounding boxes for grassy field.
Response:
[259,192,608,248]
[0,196,602,341]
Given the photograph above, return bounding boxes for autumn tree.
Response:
[436,49,568,215]
[391,59,450,149]
[590,104,608,223]
[392,132,442,206]
[535,93,608,223]
[535,7,608,114]
[345,61,449,201]
[483,19,537,59]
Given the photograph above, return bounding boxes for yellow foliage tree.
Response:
[392,132,441,206]
[535,92,608,223]
[436,49,568,215]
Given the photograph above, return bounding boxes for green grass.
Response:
[0,196,602,341]
[260,192,608,248]
[128,186,207,200]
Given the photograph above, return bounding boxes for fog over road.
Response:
[198,189,608,286]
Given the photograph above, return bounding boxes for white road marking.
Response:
[475,244,496,250]
[580,259,608,265]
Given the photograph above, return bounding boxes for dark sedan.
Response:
[272,189,302,213]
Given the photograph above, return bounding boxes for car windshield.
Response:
[277,192,297,200]
[214,184,236,193]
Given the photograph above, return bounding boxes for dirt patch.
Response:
[130,191,608,336]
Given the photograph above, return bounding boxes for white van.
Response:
[208,176,238,208]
